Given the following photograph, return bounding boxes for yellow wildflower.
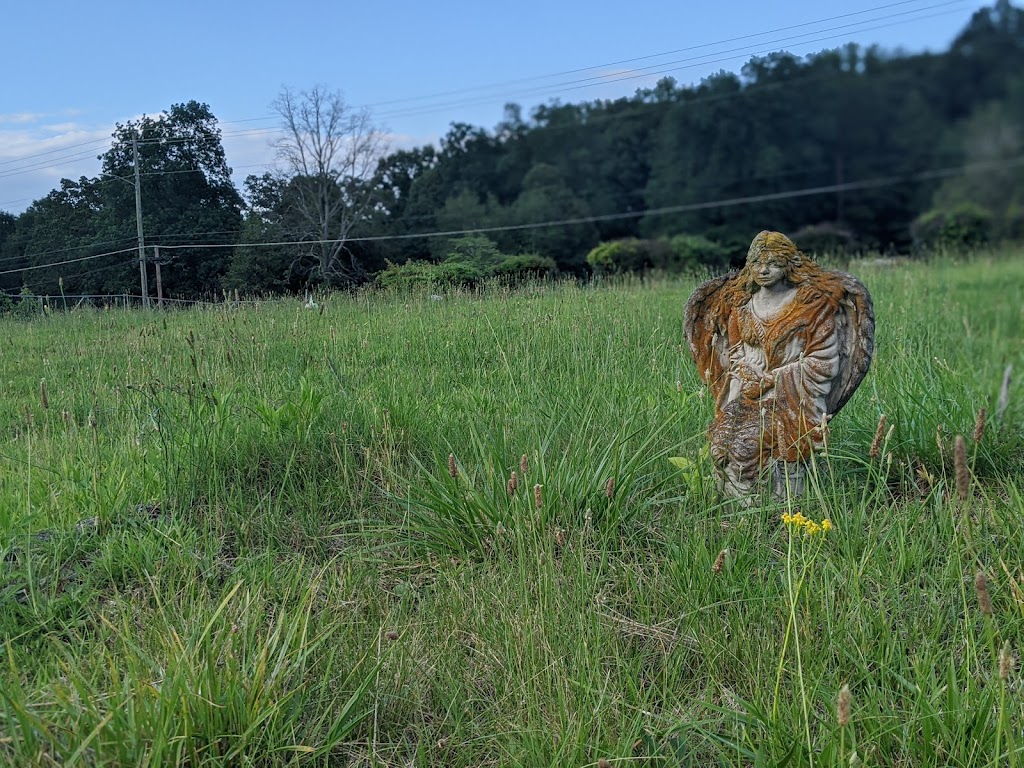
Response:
[781,511,832,536]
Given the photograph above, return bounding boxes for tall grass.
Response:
[1,256,1021,765]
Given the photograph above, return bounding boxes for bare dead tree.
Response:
[272,86,387,284]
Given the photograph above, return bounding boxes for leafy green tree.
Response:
[100,101,243,297]
[506,164,597,274]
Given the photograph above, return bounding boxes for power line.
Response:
[0,145,113,180]
[1,140,970,274]
[3,153,1010,281]
[0,235,138,267]
[0,136,110,168]
[374,3,971,122]
[0,247,138,277]
[0,0,973,174]
[143,155,1021,252]
[364,0,964,108]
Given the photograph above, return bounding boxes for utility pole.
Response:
[154,245,164,308]
[133,135,151,309]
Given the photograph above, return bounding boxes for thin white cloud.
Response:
[0,112,46,125]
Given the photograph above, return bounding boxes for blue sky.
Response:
[0,0,991,213]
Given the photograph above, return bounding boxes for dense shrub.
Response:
[374,260,485,290]
[494,253,557,280]
[585,238,673,274]
[791,223,861,257]
[910,204,993,252]
[665,234,731,271]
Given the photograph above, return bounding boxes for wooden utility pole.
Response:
[132,136,151,309]
[154,245,164,307]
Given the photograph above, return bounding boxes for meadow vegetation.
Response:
[0,254,1022,766]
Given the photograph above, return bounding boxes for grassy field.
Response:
[1,256,1022,766]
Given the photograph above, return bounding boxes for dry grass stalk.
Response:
[39,379,49,410]
[836,683,851,727]
[507,470,518,495]
[605,476,615,498]
[936,424,944,457]
[520,453,528,475]
[973,407,986,443]
[996,364,1012,422]
[448,453,458,479]
[534,484,543,510]
[712,548,728,574]
[954,435,969,500]
[975,571,993,617]
[869,414,887,458]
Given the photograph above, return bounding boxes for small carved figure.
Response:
[684,231,874,502]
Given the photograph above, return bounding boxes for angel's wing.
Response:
[824,271,875,416]
[684,272,736,401]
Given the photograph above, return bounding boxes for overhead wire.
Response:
[0,0,972,176]
[138,155,1021,252]
[0,139,973,275]
[0,247,138,276]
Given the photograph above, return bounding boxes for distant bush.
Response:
[374,259,485,291]
[665,234,731,271]
[494,253,557,280]
[1000,203,1024,242]
[910,204,993,252]
[443,235,506,271]
[585,238,673,274]
[791,223,861,257]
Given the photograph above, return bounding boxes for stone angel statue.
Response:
[684,231,874,502]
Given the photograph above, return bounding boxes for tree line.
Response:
[2,1,1023,300]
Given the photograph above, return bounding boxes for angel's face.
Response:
[750,257,787,288]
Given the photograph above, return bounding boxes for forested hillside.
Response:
[2,1,1023,299]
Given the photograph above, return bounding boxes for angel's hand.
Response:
[736,363,774,397]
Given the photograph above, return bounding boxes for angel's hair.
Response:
[740,230,828,293]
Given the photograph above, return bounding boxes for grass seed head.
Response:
[999,641,1013,681]
[385,630,399,641]
[954,435,969,499]
[869,414,886,458]
[975,570,993,617]
[448,453,458,478]
[712,548,728,574]
[605,476,615,498]
[534,483,543,509]
[39,379,49,410]
[973,407,986,442]
[507,470,518,495]
[520,453,529,474]
[836,683,851,727]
